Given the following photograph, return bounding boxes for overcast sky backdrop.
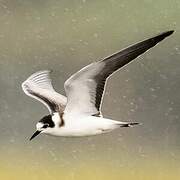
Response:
[0,0,179,179]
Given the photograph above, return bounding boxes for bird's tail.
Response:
[119,122,140,127]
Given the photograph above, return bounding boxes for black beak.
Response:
[29,130,41,141]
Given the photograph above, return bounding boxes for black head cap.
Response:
[39,115,55,128]
[29,115,55,141]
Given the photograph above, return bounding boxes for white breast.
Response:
[51,115,120,137]
[52,112,61,125]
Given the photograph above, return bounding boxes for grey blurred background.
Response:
[0,0,179,179]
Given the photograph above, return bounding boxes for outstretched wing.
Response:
[64,31,174,116]
[22,70,67,114]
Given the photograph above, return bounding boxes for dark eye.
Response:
[43,124,49,128]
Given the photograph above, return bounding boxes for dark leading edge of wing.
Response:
[94,30,174,110]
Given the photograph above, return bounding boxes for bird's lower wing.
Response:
[22,70,67,114]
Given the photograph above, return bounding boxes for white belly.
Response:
[43,116,121,137]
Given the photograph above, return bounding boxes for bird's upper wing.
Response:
[22,70,67,114]
[64,31,173,116]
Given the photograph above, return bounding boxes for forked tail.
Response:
[119,122,140,127]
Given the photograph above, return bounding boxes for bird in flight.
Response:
[22,30,174,140]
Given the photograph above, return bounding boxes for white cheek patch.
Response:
[36,122,43,130]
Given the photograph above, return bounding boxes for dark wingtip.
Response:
[161,30,174,36]
[146,30,174,47]
[156,30,174,40]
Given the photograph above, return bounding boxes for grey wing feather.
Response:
[94,30,174,110]
[64,31,173,116]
